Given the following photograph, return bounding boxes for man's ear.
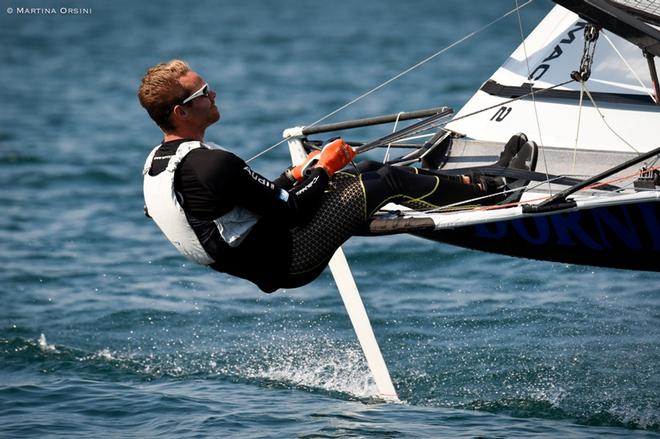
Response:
[173,105,187,118]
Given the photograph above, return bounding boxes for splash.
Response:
[606,403,659,431]
[246,338,378,399]
[39,328,380,400]
[93,348,117,361]
[38,333,58,353]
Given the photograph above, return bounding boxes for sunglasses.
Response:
[181,83,210,105]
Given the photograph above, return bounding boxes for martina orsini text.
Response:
[7,7,93,15]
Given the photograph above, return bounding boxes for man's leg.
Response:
[360,164,492,215]
[286,173,367,282]
[356,132,535,212]
[283,136,536,286]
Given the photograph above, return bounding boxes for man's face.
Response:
[177,71,220,129]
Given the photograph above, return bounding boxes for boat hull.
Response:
[415,199,660,272]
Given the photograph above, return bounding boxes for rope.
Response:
[573,84,585,174]
[448,79,575,125]
[581,81,641,154]
[569,24,598,173]
[393,175,564,215]
[383,112,403,163]
[601,32,656,101]
[515,0,552,195]
[399,162,659,216]
[246,138,288,163]
[583,165,659,191]
[246,0,536,163]
[305,0,535,129]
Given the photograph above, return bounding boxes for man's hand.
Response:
[287,150,321,182]
[316,138,356,177]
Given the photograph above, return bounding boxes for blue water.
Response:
[1,0,659,437]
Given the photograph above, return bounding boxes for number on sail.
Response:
[490,106,512,122]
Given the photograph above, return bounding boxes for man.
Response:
[138,60,536,293]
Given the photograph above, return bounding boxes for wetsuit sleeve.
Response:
[235,161,329,225]
[273,170,295,190]
[183,148,328,225]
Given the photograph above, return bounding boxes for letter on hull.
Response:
[417,201,660,272]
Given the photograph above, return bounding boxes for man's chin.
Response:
[209,110,221,124]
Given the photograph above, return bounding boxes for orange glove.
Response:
[289,150,321,182]
[316,138,356,177]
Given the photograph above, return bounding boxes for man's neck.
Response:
[163,128,204,143]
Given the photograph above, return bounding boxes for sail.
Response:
[445,5,659,154]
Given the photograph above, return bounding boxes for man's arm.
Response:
[188,149,328,225]
[272,170,296,190]
[235,162,329,225]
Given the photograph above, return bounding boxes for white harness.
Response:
[143,141,260,265]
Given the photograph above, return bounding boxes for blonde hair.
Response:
[138,59,191,131]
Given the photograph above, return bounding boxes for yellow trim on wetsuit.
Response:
[366,175,442,217]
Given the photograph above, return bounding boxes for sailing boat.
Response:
[281,0,660,401]
[286,0,660,273]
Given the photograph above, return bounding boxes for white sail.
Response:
[446,5,659,155]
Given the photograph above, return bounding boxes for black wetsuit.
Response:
[148,139,329,292]
[148,140,491,293]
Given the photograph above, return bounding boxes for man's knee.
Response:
[356,160,385,173]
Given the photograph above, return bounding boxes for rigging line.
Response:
[601,32,656,101]
[356,112,454,153]
[365,121,448,152]
[306,0,536,129]
[514,0,552,195]
[402,175,566,215]
[363,80,573,161]
[449,79,574,124]
[386,163,659,217]
[573,84,585,174]
[246,0,536,163]
[646,154,659,169]
[384,112,403,163]
[581,82,641,153]
[246,138,288,163]
[247,109,443,163]
[385,133,435,143]
[584,165,660,191]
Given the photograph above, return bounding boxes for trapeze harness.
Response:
[143,141,241,266]
[143,140,490,292]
